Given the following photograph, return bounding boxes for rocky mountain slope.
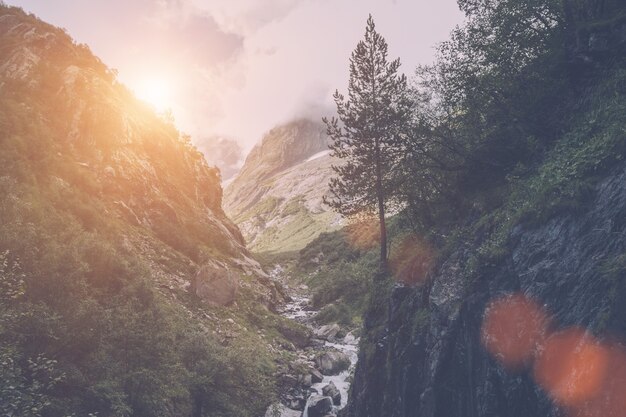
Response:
[342,25,626,417]
[0,6,305,416]
[346,163,626,417]
[224,119,342,254]
[0,4,276,306]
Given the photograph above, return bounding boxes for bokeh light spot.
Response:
[567,343,626,417]
[534,328,610,407]
[481,294,549,370]
[389,235,434,286]
[343,216,380,251]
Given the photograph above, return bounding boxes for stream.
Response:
[266,278,359,417]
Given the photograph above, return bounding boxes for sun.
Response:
[135,76,172,112]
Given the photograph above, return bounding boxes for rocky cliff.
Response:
[0,5,275,304]
[224,119,342,254]
[0,6,303,416]
[343,65,626,417]
[346,163,626,417]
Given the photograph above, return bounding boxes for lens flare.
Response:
[481,294,549,370]
[343,217,379,250]
[389,235,434,286]
[534,328,610,407]
[571,343,626,417]
[135,76,172,112]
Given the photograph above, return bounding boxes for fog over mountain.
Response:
[6,0,463,151]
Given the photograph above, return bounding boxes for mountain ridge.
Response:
[224,118,343,254]
[0,6,309,416]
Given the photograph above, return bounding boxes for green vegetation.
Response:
[0,5,292,416]
[237,193,340,254]
[290,221,411,326]
[324,16,413,270]
[317,0,626,392]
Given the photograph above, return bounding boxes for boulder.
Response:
[299,373,313,387]
[287,396,306,411]
[315,350,351,375]
[322,381,341,405]
[278,374,299,388]
[304,395,333,417]
[343,331,358,345]
[193,264,238,306]
[309,367,324,383]
[277,320,312,348]
[309,338,325,348]
[314,323,341,341]
[264,403,301,417]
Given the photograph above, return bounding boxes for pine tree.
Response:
[323,15,412,272]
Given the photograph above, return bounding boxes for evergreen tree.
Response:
[324,15,412,272]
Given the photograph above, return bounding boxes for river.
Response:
[267,278,359,417]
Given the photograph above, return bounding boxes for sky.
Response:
[7,0,463,168]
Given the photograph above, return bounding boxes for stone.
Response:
[322,381,341,405]
[299,373,313,387]
[309,338,325,348]
[278,324,312,349]
[314,323,341,341]
[192,264,238,306]
[278,374,299,388]
[343,331,358,345]
[264,403,300,417]
[309,367,324,383]
[304,395,333,417]
[315,350,351,375]
[288,396,306,411]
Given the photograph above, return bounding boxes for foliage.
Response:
[294,226,394,327]
[0,5,278,417]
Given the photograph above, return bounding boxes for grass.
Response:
[461,66,626,266]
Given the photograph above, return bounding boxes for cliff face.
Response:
[0,6,274,300]
[224,119,342,253]
[343,30,626,413]
[341,87,626,417]
[346,162,626,417]
[0,7,300,416]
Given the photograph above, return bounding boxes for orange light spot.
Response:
[534,329,610,407]
[481,294,549,370]
[343,217,379,250]
[389,235,434,286]
[569,343,626,417]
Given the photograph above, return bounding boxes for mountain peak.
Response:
[238,118,328,181]
[223,118,341,253]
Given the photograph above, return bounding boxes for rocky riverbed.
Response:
[265,285,359,417]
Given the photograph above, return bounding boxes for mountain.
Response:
[194,135,243,181]
[224,119,342,254]
[339,5,626,417]
[346,165,626,417]
[0,6,306,417]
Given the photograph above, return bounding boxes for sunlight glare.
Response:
[135,76,173,112]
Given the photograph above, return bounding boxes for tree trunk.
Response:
[378,192,388,274]
[374,141,388,275]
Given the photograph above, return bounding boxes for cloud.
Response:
[189,0,306,35]
[145,2,244,67]
[9,0,464,153]
[194,135,244,180]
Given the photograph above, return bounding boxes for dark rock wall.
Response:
[346,165,626,417]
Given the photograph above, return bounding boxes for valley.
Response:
[2,1,626,417]
[267,266,360,417]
